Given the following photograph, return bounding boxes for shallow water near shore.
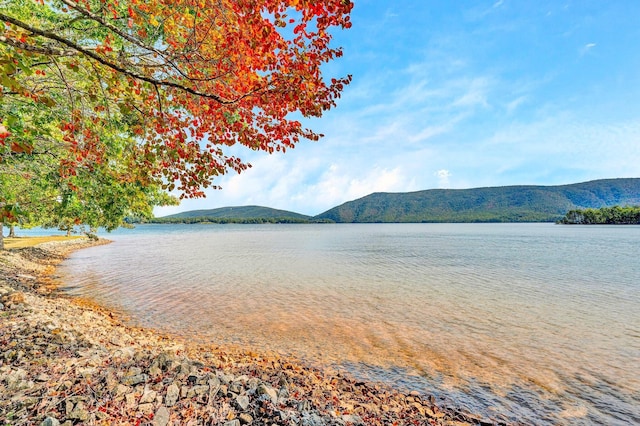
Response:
[55,223,639,425]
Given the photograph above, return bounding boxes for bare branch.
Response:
[50,57,76,113]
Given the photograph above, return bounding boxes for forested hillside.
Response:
[314,178,640,223]
[152,206,311,224]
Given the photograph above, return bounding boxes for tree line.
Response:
[558,206,640,224]
[144,217,334,224]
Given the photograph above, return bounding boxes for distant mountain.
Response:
[314,178,640,223]
[154,205,311,223]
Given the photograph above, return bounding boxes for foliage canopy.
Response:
[0,0,353,245]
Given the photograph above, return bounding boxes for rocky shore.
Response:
[0,239,491,426]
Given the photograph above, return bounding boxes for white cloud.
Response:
[435,169,452,188]
[580,43,596,56]
[302,165,406,206]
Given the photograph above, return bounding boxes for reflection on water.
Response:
[58,223,640,425]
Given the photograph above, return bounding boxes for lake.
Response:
[55,223,640,425]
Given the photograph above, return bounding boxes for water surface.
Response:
[58,223,640,425]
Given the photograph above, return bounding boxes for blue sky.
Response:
[156,0,640,217]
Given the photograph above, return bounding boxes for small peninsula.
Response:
[558,205,640,224]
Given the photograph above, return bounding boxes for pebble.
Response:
[140,388,158,404]
[341,414,364,425]
[153,405,170,426]
[125,392,137,409]
[257,383,279,404]
[236,394,250,411]
[67,402,89,421]
[138,402,154,414]
[238,413,253,424]
[40,417,60,426]
[165,383,180,406]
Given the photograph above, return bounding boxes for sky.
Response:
[155,0,640,217]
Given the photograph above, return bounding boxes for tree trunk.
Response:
[8,224,15,238]
[0,222,4,251]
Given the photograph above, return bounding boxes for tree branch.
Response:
[0,12,234,104]
[53,1,233,85]
[0,35,77,56]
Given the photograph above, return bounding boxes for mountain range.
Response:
[156,178,640,223]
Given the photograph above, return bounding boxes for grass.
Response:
[3,235,83,249]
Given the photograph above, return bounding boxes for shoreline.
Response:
[0,239,494,425]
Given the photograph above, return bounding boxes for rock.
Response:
[219,384,229,397]
[189,384,209,398]
[218,373,235,384]
[247,377,260,390]
[238,413,253,424]
[165,383,180,406]
[341,414,364,425]
[154,352,172,369]
[140,388,158,404]
[122,373,149,386]
[208,377,221,403]
[229,381,242,394]
[277,377,288,387]
[180,385,189,399]
[40,417,60,426]
[115,384,131,396]
[65,400,74,415]
[235,375,250,383]
[35,373,50,382]
[224,420,241,426]
[68,402,90,421]
[125,392,137,409]
[113,347,135,359]
[153,406,170,426]
[256,383,279,405]
[301,413,326,426]
[278,386,289,400]
[6,368,28,390]
[17,274,37,280]
[138,403,154,414]
[7,292,26,305]
[297,400,311,411]
[149,363,162,378]
[236,395,250,411]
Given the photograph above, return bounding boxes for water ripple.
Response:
[59,223,640,425]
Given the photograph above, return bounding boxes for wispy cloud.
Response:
[506,96,528,114]
[580,43,596,56]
